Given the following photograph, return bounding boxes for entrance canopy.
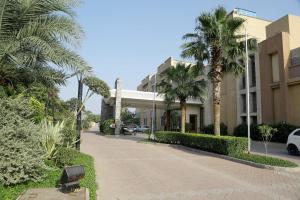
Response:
[101,78,203,135]
[104,89,203,109]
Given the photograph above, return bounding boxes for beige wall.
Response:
[220,73,238,133]
[288,83,300,125]
[232,12,271,41]
[267,15,300,50]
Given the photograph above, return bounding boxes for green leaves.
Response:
[83,76,110,98]
[0,0,91,96]
[40,119,65,159]
[0,98,46,185]
[157,63,207,104]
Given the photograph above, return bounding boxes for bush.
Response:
[40,120,64,159]
[272,122,299,143]
[155,131,247,156]
[233,153,297,167]
[202,123,228,135]
[54,147,77,168]
[100,119,114,134]
[233,123,260,140]
[0,151,97,200]
[82,119,91,130]
[233,122,299,143]
[0,98,45,185]
[61,121,77,148]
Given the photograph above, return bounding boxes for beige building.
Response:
[259,15,300,125]
[136,57,204,132]
[136,9,300,134]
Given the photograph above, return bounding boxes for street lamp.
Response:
[245,28,251,153]
[151,74,157,139]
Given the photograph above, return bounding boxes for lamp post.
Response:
[151,74,157,138]
[245,28,251,153]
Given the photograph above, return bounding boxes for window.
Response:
[250,55,256,87]
[251,92,257,112]
[241,116,247,124]
[271,53,280,82]
[241,94,246,113]
[294,130,300,136]
[239,59,246,89]
[251,116,257,125]
[241,74,246,89]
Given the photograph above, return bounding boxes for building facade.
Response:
[135,9,300,134]
[136,57,204,132]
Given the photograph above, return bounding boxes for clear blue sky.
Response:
[59,0,300,114]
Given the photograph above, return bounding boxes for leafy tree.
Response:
[121,108,139,125]
[75,75,110,149]
[258,125,277,156]
[181,6,256,136]
[158,63,206,133]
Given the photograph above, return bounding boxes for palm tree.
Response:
[158,63,206,133]
[0,0,91,89]
[182,6,256,136]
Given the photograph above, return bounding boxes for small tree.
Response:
[258,125,277,156]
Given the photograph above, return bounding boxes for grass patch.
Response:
[232,153,298,168]
[0,151,97,200]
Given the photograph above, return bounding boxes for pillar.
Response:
[114,78,122,135]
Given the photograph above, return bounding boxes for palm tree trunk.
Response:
[166,110,171,131]
[180,101,186,133]
[213,80,221,136]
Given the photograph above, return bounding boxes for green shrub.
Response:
[233,153,297,167]
[0,98,45,185]
[233,122,299,143]
[272,122,299,143]
[0,151,97,200]
[100,119,114,134]
[29,97,45,123]
[61,121,78,148]
[40,120,64,159]
[202,123,228,135]
[82,119,91,130]
[233,123,260,140]
[155,131,247,156]
[54,147,77,168]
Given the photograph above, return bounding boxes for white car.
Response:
[287,128,300,155]
[136,125,150,133]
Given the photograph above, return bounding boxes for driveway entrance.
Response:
[81,129,300,200]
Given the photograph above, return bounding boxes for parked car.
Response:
[287,128,300,155]
[122,124,138,135]
[136,125,150,133]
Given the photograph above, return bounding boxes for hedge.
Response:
[202,123,228,135]
[155,131,247,156]
[233,122,300,143]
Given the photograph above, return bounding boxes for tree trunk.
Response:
[180,101,186,133]
[166,110,171,131]
[76,78,83,150]
[213,80,221,136]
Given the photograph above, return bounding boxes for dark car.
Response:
[121,124,138,135]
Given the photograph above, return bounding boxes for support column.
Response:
[114,78,122,135]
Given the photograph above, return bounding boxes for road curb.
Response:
[145,141,300,172]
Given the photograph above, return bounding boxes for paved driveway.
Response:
[81,130,300,200]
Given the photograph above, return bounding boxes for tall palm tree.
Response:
[158,63,206,133]
[0,0,91,87]
[182,6,256,136]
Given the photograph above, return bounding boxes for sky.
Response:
[59,0,300,114]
